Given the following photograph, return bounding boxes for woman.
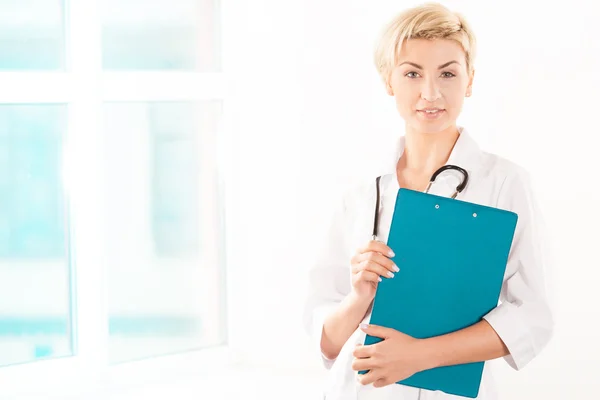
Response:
[302,3,554,400]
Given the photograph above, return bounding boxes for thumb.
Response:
[360,323,392,339]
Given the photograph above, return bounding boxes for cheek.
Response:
[444,89,467,110]
[392,83,419,111]
[394,96,417,120]
[440,79,468,100]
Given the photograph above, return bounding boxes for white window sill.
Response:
[3,346,327,400]
[6,365,325,400]
[77,365,325,400]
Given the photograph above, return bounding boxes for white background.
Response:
[224,0,599,399]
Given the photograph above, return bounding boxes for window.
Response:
[0,0,227,396]
[101,0,219,71]
[0,104,72,368]
[104,101,225,363]
[0,0,65,70]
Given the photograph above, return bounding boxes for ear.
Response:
[384,73,394,96]
[466,68,475,97]
[386,84,394,96]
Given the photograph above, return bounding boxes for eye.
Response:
[441,71,456,78]
[406,71,420,79]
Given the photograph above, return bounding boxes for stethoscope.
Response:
[371,164,469,241]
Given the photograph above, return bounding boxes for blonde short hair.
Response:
[374,2,477,86]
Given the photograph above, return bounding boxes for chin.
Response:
[399,109,458,135]
[410,121,450,135]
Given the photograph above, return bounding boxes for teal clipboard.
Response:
[359,188,518,398]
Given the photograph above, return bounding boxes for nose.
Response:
[421,77,441,102]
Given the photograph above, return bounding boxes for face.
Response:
[386,38,474,135]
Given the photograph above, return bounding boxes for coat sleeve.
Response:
[302,191,353,370]
[482,167,555,370]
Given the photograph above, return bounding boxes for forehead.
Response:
[398,38,466,66]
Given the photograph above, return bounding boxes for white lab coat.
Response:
[303,127,554,400]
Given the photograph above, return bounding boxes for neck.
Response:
[399,125,460,173]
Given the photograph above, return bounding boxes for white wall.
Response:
[224,0,599,398]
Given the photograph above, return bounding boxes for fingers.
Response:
[357,240,395,258]
[351,261,390,281]
[353,270,381,284]
[352,344,373,359]
[351,357,377,372]
[361,251,398,272]
[373,378,392,388]
[350,240,399,291]
[357,369,381,386]
[352,252,399,276]
[359,323,393,339]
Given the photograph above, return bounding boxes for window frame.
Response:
[0,0,236,397]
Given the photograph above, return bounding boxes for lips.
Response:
[417,109,445,119]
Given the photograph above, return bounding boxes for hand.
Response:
[352,324,432,388]
[350,240,398,301]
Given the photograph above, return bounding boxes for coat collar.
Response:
[383,126,484,198]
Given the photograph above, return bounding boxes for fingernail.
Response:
[392,264,399,272]
[387,271,394,278]
[389,250,395,257]
[378,277,382,282]
[360,323,369,330]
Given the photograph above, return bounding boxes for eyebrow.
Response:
[398,60,460,69]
